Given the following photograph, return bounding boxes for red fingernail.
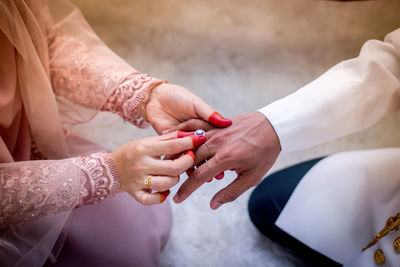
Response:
[186,167,195,176]
[199,135,206,143]
[159,190,170,203]
[184,150,195,161]
[191,135,206,148]
[207,178,213,183]
[208,112,232,128]
[215,172,224,180]
[178,131,195,138]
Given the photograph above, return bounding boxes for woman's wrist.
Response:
[103,72,166,126]
[137,79,167,121]
[79,152,121,205]
[110,148,125,193]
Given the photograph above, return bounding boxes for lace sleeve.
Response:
[48,32,165,127]
[0,153,120,226]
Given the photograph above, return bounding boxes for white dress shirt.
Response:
[258,28,400,266]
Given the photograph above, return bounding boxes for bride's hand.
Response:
[145,83,232,134]
[111,131,206,205]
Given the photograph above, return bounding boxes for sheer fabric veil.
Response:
[0,0,123,266]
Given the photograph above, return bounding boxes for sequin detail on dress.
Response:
[0,153,119,225]
[48,32,164,127]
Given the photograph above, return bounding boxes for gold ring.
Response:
[144,176,151,189]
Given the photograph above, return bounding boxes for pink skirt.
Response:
[46,192,172,267]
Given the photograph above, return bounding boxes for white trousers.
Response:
[276,148,400,266]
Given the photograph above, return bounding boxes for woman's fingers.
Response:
[144,175,179,192]
[150,135,206,156]
[164,153,181,161]
[174,157,227,203]
[208,112,232,128]
[150,150,195,176]
[193,97,232,128]
[132,190,170,205]
[164,119,214,133]
[194,140,214,165]
[157,130,194,141]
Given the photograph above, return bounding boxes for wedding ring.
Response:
[144,176,152,189]
[194,129,205,136]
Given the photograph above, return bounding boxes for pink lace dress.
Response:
[0,3,171,266]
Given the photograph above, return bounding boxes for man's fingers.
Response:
[173,157,226,203]
[210,171,257,210]
[164,153,181,161]
[194,141,214,165]
[132,190,170,205]
[151,150,195,176]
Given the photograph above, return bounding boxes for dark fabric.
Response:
[248,158,341,267]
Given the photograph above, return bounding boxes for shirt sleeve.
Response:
[0,152,120,226]
[258,28,400,152]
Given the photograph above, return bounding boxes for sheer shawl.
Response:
[0,0,126,265]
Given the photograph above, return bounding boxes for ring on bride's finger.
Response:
[194,129,205,136]
[144,176,152,189]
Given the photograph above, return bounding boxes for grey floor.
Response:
[71,0,400,266]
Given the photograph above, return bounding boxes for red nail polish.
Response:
[208,112,232,128]
[184,150,195,161]
[215,172,224,180]
[207,178,213,183]
[178,131,195,138]
[159,190,170,203]
[191,135,206,148]
[199,135,206,143]
[186,167,195,176]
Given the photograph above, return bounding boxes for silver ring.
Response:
[194,129,205,136]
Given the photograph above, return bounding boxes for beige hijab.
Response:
[1,0,69,159]
[0,0,113,265]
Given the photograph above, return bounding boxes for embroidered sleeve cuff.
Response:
[103,72,166,128]
[79,152,120,206]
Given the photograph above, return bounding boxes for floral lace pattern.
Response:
[103,73,164,127]
[78,153,120,206]
[49,32,132,110]
[49,31,164,127]
[0,153,119,226]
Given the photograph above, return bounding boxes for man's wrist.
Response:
[255,111,282,152]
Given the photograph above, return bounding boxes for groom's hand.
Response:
[173,112,281,209]
[145,83,232,134]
